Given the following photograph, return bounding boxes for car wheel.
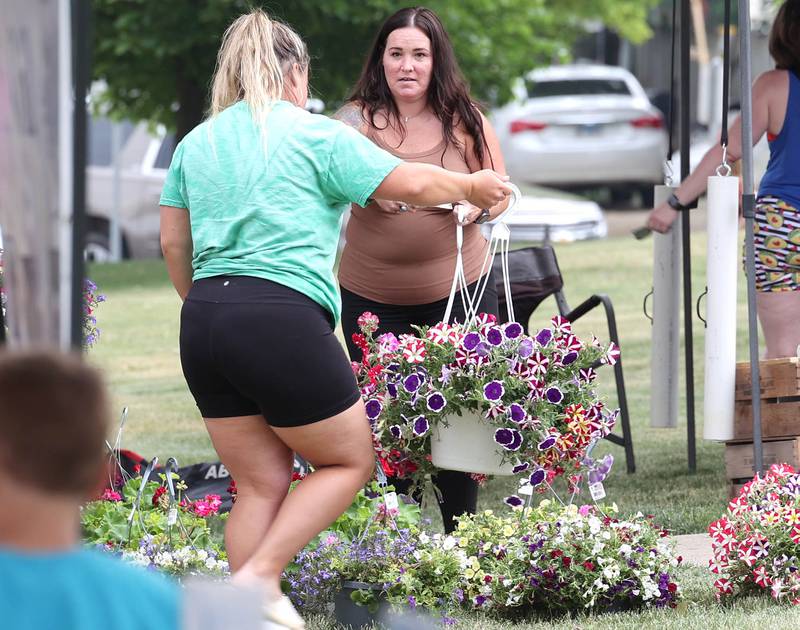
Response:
[84,231,113,263]
[609,186,634,208]
[637,185,655,208]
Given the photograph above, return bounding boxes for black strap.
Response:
[667,0,678,160]
[720,0,732,148]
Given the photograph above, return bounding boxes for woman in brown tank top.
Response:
[334,7,509,533]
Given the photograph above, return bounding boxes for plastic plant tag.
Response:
[589,482,606,501]
[167,507,178,526]
[519,482,534,496]
[384,491,399,511]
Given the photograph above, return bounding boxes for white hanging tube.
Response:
[703,175,739,441]
[650,185,681,428]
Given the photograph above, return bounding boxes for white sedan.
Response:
[483,185,607,243]
[493,64,668,204]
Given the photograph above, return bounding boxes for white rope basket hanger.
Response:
[443,183,523,327]
[432,183,522,476]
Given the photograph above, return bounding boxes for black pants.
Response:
[341,270,499,533]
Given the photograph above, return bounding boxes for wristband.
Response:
[667,193,691,211]
[473,208,491,224]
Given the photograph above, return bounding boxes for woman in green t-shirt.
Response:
[159,10,510,628]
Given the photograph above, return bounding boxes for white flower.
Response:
[442,536,457,551]
[419,532,430,545]
[602,563,620,581]
[619,544,632,557]
[588,516,602,535]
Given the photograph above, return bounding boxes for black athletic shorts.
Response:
[179,276,361,427]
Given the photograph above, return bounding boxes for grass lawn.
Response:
[88,232,800,627]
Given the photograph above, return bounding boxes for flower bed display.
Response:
[709,463,800,603]
[82,468,228,578]
[452,502,681,613]
[351,311,621,493]
[285,495,681,619]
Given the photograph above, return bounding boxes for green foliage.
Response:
[81,475,221,552]
[92,0,659,138]
[327,481,420,543]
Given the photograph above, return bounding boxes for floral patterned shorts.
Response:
[749,196,800,292]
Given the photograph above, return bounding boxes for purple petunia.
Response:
[483,380,505,402]
[508,403,526,424]
[426,392,447,413]
[402,374,421,393]
[504,495,524,507]
[545,386,563,404]
[589,454,614,484]
[389,425,402,439]
[494,428,523,451]
[512,462,531,474]
[486,327,503,346]
[538,435,557,451]
[529,468,546,486]
[503,322,523,339]
[462,332,481,351]
[560,350,578,366]
[535,328,552,346]
[517,338,534,358]
[387,382,398,398]
[412,416,429,437]
[475,341,491,357]
[365,399,382,420]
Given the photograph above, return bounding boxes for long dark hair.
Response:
[770,0,800,74]
[348,6,492,168]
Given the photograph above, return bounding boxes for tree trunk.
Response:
[175,72,207,143]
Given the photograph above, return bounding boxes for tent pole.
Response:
[680,0,697,473]
[70,0,90,350]
[737,0,762,474]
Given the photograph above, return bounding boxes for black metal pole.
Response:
[680,0,697,473]
[737,0,763,474]
[70,0,90,350]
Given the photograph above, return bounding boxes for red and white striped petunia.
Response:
[551,315,572,336]
[401,340,427,364]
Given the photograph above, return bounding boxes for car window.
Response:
[88,117,135,166]
[525,79,631,98]
[153,134,176,170]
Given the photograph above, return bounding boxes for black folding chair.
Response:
[493,246,636,473]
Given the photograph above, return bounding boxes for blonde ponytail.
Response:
[209,9,309,130]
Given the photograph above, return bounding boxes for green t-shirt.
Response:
[159,100,401,323]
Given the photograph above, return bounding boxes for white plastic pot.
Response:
[430,411,515,476]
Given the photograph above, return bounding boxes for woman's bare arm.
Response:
[160,205,193,300]
[374,163,510,210]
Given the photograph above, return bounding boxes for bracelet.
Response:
[473,208,491,224]
[667,193,691,211]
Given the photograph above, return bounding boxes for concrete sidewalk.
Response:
[674,533,713,567]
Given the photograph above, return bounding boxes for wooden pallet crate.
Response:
[724,437,800,479]
[733,357,800,440]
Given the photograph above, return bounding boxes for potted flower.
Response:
[708,463,800,603]
[283,481,462,627]
[451,501,681,615]
[352,311,620,493]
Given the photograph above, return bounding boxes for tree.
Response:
[92,0,659,141]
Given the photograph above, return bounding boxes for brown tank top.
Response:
[338,127,490,305]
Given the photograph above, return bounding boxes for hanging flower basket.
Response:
[352,311,621,493]
[430,409,514,475]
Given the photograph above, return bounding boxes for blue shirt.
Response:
[0,546,179,630]
[759,70,800,209]
[160,100,402,323]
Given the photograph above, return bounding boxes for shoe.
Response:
[263,595,305,630]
